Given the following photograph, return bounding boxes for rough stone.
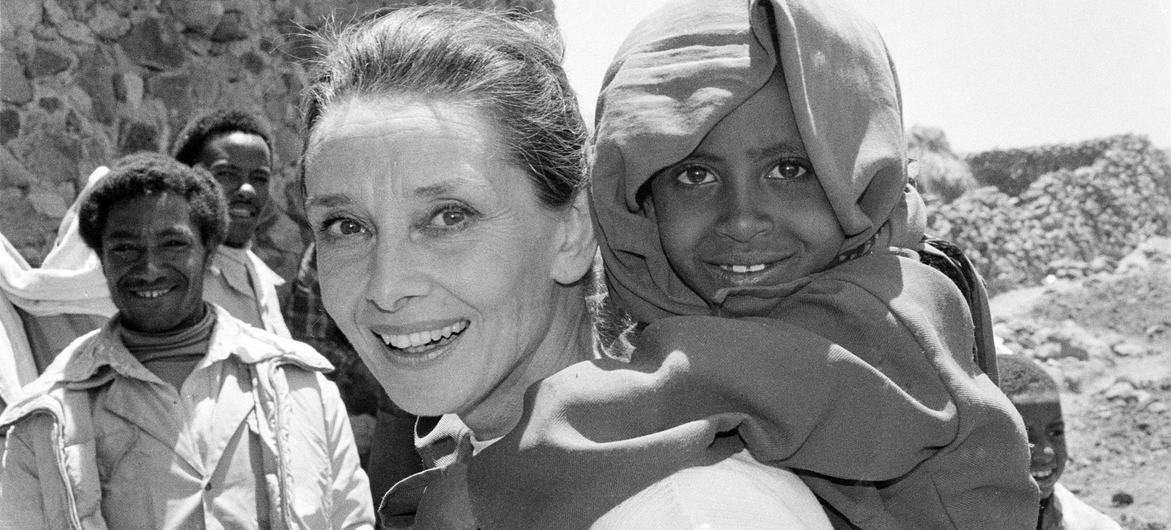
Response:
[113,71,144,107]
[58,20,96,46]
[1112,342,1147,357]
[43,0,72,27]
[146,71,192,127]
[0,51,33,104]
[176,0,225,36]
[119,16,186,69]
[10,128,81,185]
[0,192,52,262]
[240,51,264,74]
[273,127,300,166]
[77,47,118,124]
[88,5,132,39]
[31,41,74,77]
[210,10,251,42]
[27,187,69,219]
[0,147,37,186]
[38,96,64,113]
[187,61,221,107]
[117,117,161,154]
[0,110,20,144]
[1,1,43,35]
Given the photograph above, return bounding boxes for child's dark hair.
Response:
[77,152,230,253]
[998,354,1060,403]
[169,109,274,166]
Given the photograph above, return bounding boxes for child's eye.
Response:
[767,160,812,181]
[423,204,477,232]
[673,166,717,186]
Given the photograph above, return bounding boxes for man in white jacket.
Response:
[0,153,373,528]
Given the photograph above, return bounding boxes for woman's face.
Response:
[303,96,584,419]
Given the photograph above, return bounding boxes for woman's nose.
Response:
[715,183,772,242]
[365,239,432,313]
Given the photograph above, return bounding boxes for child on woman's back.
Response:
[466,0,1039,527]
[582,0,1039,527]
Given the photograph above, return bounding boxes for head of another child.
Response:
[170,109,273,249]
[999,353,1066,499]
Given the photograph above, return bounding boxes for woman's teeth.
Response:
[720,263,767,273]
[379,321,469,349]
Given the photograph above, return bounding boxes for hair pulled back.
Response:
[300,5,587,209]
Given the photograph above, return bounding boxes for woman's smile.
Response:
[369,320,470,357]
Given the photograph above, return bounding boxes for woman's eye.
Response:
[673,166,716,186]
[426,205,474,230]
[321,217,367,238]
[768,160,812,181]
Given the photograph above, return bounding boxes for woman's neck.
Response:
[460,283,594,440]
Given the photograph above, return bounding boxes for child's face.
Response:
[1015,398,1066,499]
[648,73,843,316]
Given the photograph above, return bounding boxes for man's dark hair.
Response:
[78,152,230,253]
[169,109,275,166]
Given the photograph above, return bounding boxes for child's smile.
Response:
[648,71,844,315]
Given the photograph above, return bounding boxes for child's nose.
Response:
[1030,441,1055,463]
[716,188,773,242]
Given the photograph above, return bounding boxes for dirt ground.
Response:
[990,238,1171,529]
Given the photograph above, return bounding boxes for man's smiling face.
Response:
[100,192,210,333]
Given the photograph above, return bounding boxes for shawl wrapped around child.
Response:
[462,0,1039,528]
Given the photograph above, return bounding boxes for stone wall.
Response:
[0,0,555,281]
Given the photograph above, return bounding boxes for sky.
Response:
[558,0,1171,154]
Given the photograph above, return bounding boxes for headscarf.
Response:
[589,0,926,322]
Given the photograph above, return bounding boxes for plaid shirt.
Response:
[284,243,407,417]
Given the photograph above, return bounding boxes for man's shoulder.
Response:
[0,328,110,432]
[211,305,333,372]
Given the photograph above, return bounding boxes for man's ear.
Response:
[551,191,597,285]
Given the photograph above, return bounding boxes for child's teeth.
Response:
[725,264,766,273]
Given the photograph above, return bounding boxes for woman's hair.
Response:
[170,108,274,166]
[300,5,587,209]
[78,152,230,253]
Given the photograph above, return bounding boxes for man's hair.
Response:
[998,353,1060,404]
[300,4,587,210]
[169,109,274,166]
[78,152,230,253]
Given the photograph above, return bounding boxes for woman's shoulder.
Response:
[596,450,832,529]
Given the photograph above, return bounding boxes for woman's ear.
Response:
[551,190,597,285]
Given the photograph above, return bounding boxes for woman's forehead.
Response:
[306,96,497,155]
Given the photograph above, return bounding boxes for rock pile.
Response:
[926,135,1171,294]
